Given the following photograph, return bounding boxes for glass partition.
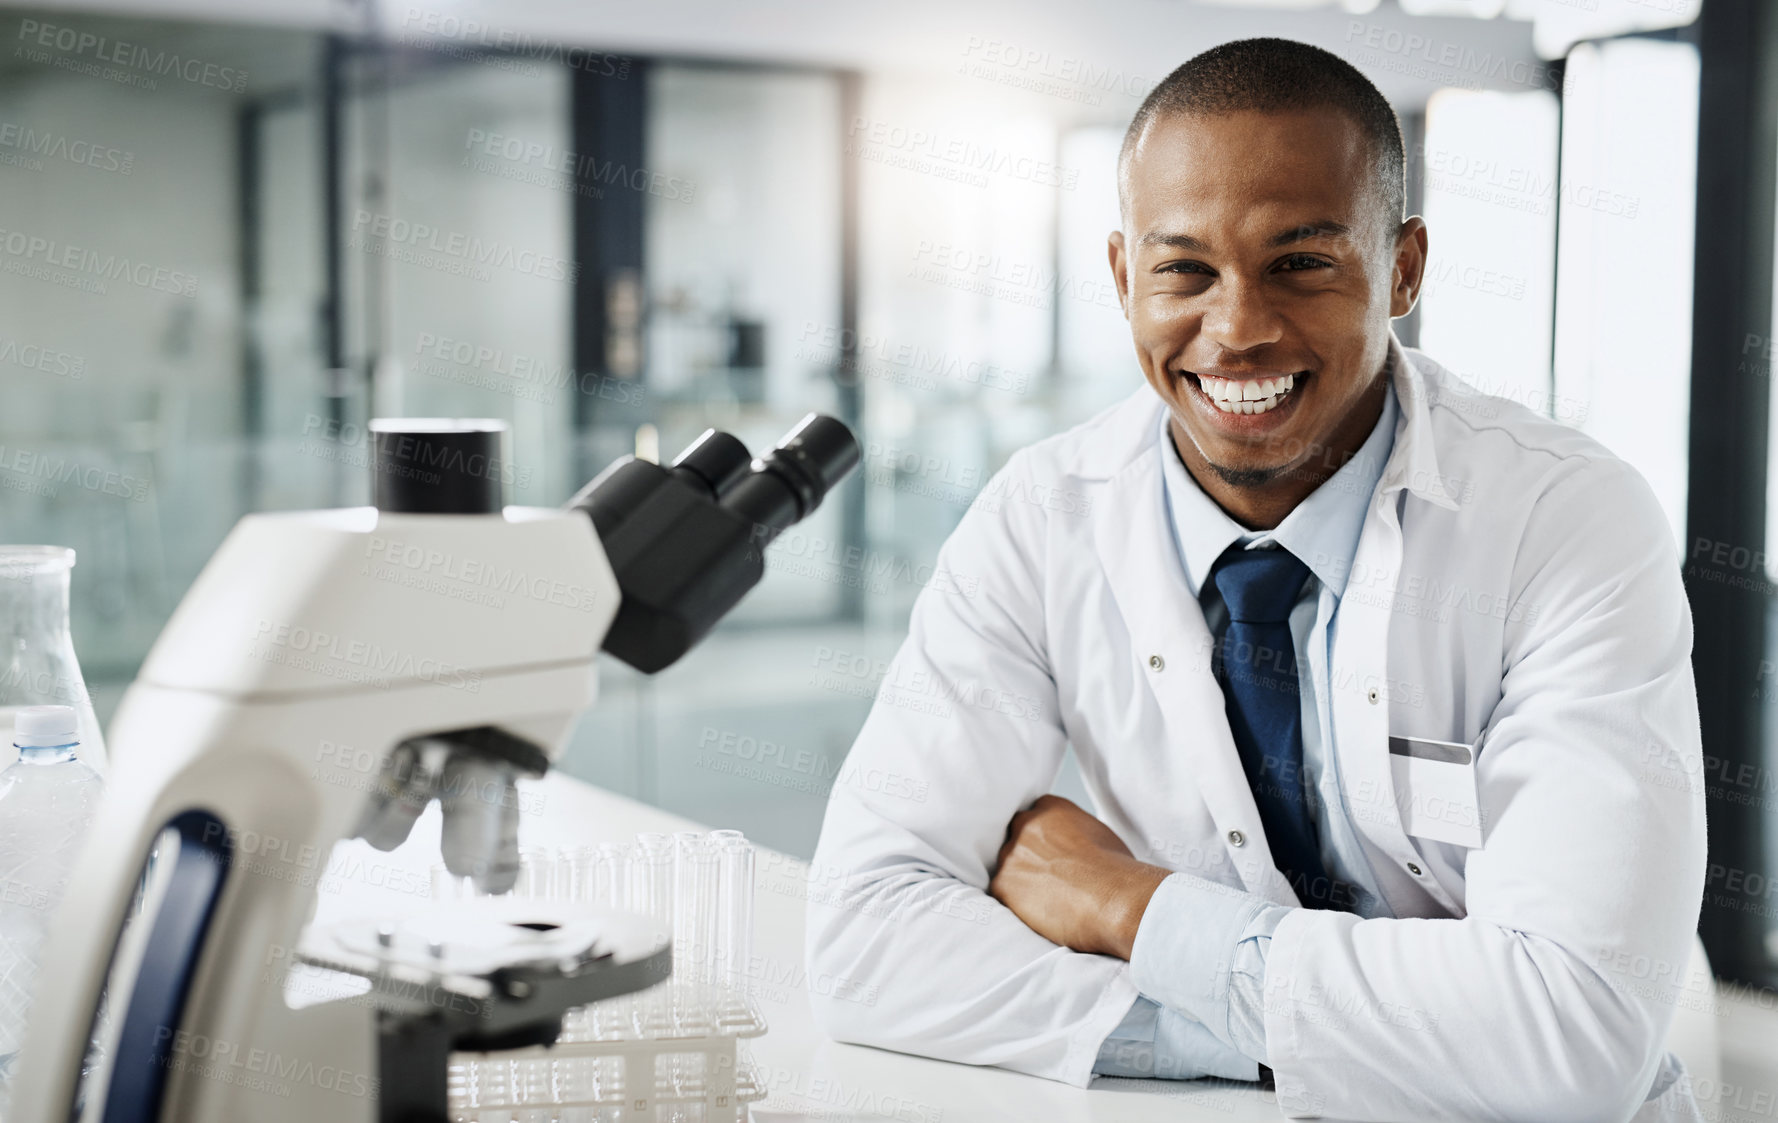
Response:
[0,14,327,697]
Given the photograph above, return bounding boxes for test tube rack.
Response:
[440,830,766,1123]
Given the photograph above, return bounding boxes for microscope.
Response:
[9,413,859,1123]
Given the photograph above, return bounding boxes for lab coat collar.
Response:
[1377,335,1463,512]
[1074,332,1465,514]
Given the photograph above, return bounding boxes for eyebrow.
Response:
[1137,220,1354,253]
[1269,220,1352,246]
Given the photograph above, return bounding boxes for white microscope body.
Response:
[10,415,858,1123]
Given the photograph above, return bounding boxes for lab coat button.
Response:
[1148,654,1165,671]
[1407,862,1423,876]
[1228,829,1245,847]
[1367,688,1380,704]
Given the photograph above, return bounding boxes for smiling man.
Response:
[807,38,1705,1122]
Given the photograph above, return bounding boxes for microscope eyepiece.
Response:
[718,414,861,547]
[668,428,752,499]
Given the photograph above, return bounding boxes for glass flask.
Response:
[0,547,108,772]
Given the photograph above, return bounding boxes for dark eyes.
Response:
[1155,254,1332,275]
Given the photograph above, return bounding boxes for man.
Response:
[806,37,1705,1123]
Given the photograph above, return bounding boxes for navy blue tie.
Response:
[1209,544,1336,908]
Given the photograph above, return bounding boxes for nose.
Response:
[1200,274,1284,354]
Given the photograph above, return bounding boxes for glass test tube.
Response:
[561,845,597,904]
[673,833,720,988]
[630,834,676,941]
[633,834,680,1037]
[712,831,754,997]
[517,845,556,900]
[595,841,630,908]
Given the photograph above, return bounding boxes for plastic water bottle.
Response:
[0,705,105,1108]
[0,546,110,774]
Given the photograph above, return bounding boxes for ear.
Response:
[1108,229,1131,320]
[1390,217,1429,319]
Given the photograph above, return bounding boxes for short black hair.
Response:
[1119,37,1405,227]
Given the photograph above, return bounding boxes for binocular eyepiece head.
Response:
[571,413,861,673]
[666,413,859,548]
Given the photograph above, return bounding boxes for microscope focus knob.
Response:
[369,418,511,514]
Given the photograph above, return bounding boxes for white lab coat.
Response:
[806,340,1707,1123]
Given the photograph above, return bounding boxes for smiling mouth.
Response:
[1189,371,1308,416]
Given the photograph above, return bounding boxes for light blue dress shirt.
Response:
[1094,379,1399,1080]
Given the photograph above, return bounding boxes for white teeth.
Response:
[1198,372,1297,415]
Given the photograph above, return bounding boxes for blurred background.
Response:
[8,0,1778,1008]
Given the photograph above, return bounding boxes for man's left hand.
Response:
[987,794,1173,960]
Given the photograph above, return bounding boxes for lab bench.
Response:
[312,770,1284,1123]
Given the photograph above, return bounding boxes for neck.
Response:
[1173,354,1391,531]
[16,744,76,764]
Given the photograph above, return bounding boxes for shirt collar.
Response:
[1161,375,1399,601]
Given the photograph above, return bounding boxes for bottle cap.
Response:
[15,704,78,748]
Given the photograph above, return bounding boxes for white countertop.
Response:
[309,770,1286,1122]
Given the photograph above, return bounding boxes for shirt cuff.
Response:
[1093,996,1260,1082]
[1128,872,1290,1060]
[1226,908,1286,1060]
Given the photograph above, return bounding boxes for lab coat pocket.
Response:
[1389,735,1484,849]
